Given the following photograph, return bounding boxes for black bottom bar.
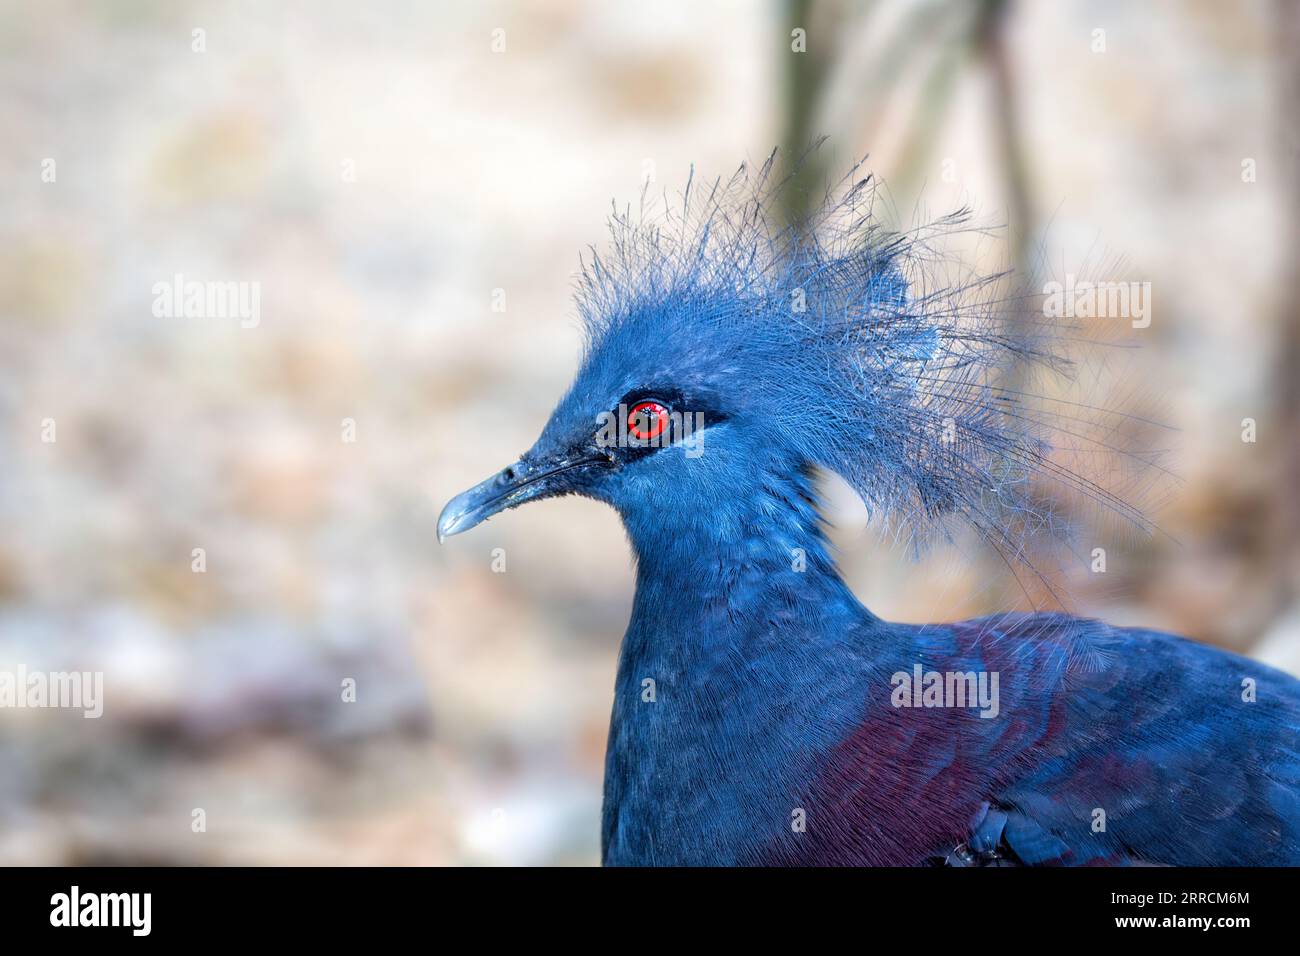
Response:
[0,865,1282,940]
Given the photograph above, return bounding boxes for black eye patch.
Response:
[598,386,725,461]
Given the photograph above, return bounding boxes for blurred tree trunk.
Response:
[979,0,1035,282]
[978,0,1046,608]
[1274,0,1300,606]
[779,0,843,227]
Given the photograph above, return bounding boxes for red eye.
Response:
[628,401,669,441]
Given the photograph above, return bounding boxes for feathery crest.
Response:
[574,149,1167,594]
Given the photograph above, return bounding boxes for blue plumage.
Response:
[439,151,1300,865]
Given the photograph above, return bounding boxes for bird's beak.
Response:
[437,451,613,542]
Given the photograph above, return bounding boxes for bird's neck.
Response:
[603,462,884,864]
[619,464,872,645]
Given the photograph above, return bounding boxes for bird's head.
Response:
[439,151,1154,579]
[435,292,773,543]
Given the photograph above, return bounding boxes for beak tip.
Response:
[437,492,481,543]
[436,505,461,544]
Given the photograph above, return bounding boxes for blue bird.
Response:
[438,152,1300,866]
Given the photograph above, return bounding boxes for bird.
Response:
[438,150,1300,866]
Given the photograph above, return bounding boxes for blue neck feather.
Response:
[602,455,888,864]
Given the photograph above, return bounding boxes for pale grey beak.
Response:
[437,452,614,543]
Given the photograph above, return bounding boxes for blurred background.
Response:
[0,0,1296,865]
